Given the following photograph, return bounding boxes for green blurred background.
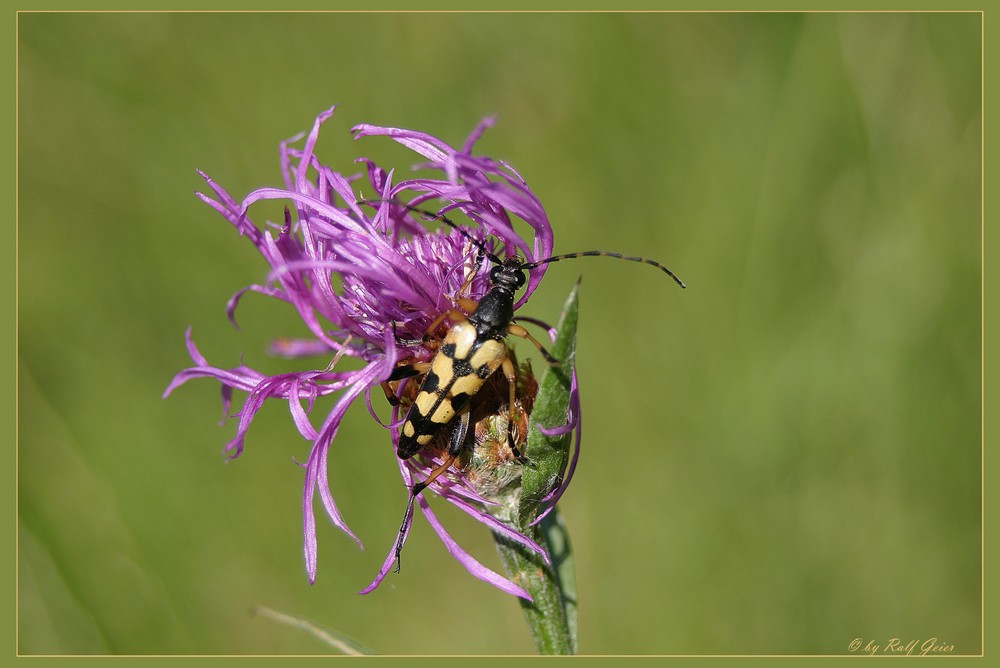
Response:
[18,12,981,655]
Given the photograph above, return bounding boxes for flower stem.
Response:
[494,507,578,654]
[493,282,580,654]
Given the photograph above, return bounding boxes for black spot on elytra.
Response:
[421,371,440,393]
[441,343,457,358]
[450,392,472,413]
[410,411,440,431]
[452,358,473,378]
[476,364,492,379]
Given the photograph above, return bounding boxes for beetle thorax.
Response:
[469,287,515,340]
[468,258,527,340]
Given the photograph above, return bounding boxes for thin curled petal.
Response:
[303,356,397,581]
[289,378,319,441]
[358,509,413,596]
[443,493,551,567]
[351,124,453,164]
[417,496,532,601]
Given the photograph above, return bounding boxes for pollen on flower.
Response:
[459,357,538,498]
[464,406,529,497]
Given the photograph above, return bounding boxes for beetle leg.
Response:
[500,356,535,466]
[381,362,432,405]
[380,381,401,406]
[507,323,561,366]
[455,296,479,313]
[393,408,472,573]
[422,308,471,342]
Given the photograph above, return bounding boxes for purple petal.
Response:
[289,378,318,440]
[443,493,551,567]
[351,124,453,164]
[182,327,207,366]
[294,105,338,194]
[268,337,334,359]
[226,284,289,328]
[461,116,496,155]
[417,496,532,601]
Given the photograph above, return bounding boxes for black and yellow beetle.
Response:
[372,201,686,568]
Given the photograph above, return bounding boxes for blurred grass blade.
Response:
[251,606,373,655]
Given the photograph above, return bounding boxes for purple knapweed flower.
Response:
[164,106,581,600]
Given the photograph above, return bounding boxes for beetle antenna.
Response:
[524,250,686,288]
[360,198,503,265]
